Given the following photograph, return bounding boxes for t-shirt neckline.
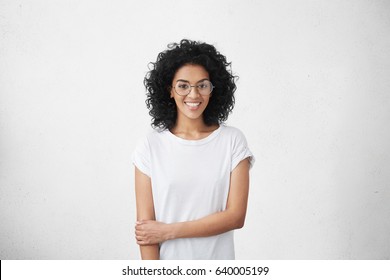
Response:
[164,125,223,146]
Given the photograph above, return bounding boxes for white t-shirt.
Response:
[132,125,254,260]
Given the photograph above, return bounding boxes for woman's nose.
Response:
[188,86,200,97]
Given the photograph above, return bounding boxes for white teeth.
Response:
[185,102,200,107]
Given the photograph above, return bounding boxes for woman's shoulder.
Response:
[139,128,172,147]
[143,128,161,137]
[220,124,247,138]
[134,128,165,145]
[218,125,252,149]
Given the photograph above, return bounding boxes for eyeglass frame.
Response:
[172,79,215,96]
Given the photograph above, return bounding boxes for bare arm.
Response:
[135,158,250,244]
[134,167,159,259]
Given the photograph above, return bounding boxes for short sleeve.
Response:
[231,129,255,172]
[132,136,151,177]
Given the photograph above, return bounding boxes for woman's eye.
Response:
[198,83,209,89]
[178,84,189,89]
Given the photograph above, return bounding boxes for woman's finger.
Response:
[136,235,144,242]
[135,224,143,230]
[137,240,147,245]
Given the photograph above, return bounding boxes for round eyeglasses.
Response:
[173,80,214,96]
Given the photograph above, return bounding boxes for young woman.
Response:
[132,39,254,260]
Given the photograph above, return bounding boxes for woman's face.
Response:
[170,64,211,123]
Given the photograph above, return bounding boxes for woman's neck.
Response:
[170,117,218,140]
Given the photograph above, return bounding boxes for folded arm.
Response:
[134,167,159,259]
[135,158,250,245]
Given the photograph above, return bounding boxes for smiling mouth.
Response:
[185,102,201,108]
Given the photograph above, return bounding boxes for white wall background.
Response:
[1,0,389,259]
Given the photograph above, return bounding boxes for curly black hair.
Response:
[144,39,237,130]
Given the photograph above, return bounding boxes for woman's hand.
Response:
[135,220,172,245]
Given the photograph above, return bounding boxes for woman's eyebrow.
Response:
[176,78,210,83]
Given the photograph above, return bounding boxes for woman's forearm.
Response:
[136,208,245,245]
[169,208,245,240]
[139,244,160,260]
